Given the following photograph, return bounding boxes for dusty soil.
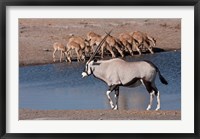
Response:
[19,18,181,66]
[19,109,181,120]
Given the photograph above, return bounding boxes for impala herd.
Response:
[52,31,156,63]
[52,31,167,111]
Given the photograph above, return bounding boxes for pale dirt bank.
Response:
[19,19,181,66]
[19,109,181,120]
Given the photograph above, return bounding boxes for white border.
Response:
[6,6,194,133]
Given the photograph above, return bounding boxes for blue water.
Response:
[19,51,181,110]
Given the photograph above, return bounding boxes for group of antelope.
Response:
[52,31,156,63]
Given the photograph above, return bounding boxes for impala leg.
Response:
[121,41,128,52]
[82,54,86,62]
[60,50,63,62]
[66,49,72,63]
[136,45,142,55]
[144,41,154,54]
[64,51,70,62]
[126,43,134,56]
[64,52,68,62]
[133,41,142,55]
[61,52,65,62]
[75,49,80,62]
[114,44,124,57]
[148,47,154,54]
[106,45,116,58]
[147,36,156,49]
[67,54,72,63]
[79,50,85,62]
[53,49,57,62]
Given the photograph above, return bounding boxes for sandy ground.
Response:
[19,18,181,66]
[19,19,181,120]
[19,109,181,120]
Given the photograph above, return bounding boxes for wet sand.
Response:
[19,109,181,120]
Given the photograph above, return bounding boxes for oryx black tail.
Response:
[156,69,168,85]
[144,60,168,85]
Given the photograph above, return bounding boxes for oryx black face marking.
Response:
[83,64,88,74]
[92,62,101,66]
[85,64,88,71]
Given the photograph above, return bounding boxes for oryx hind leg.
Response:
[155,91,160,111]
[141,80,157,110]
[146,91,155,110]
[151,83,160,111]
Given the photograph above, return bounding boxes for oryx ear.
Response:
[94,59,97,62]
[92,59,101,65]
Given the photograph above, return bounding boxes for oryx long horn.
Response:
[105,29,113,36]
[88,30,112,62]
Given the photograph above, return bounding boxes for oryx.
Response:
[82,31,168,110]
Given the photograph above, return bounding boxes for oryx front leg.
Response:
[106,90,115,109]
[114,87,119,110]
[146,91,155,110]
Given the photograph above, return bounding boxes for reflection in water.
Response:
[19,51,181,110]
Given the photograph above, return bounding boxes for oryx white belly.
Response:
[123,80,142,87]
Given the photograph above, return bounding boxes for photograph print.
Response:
[19,18,181,120]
